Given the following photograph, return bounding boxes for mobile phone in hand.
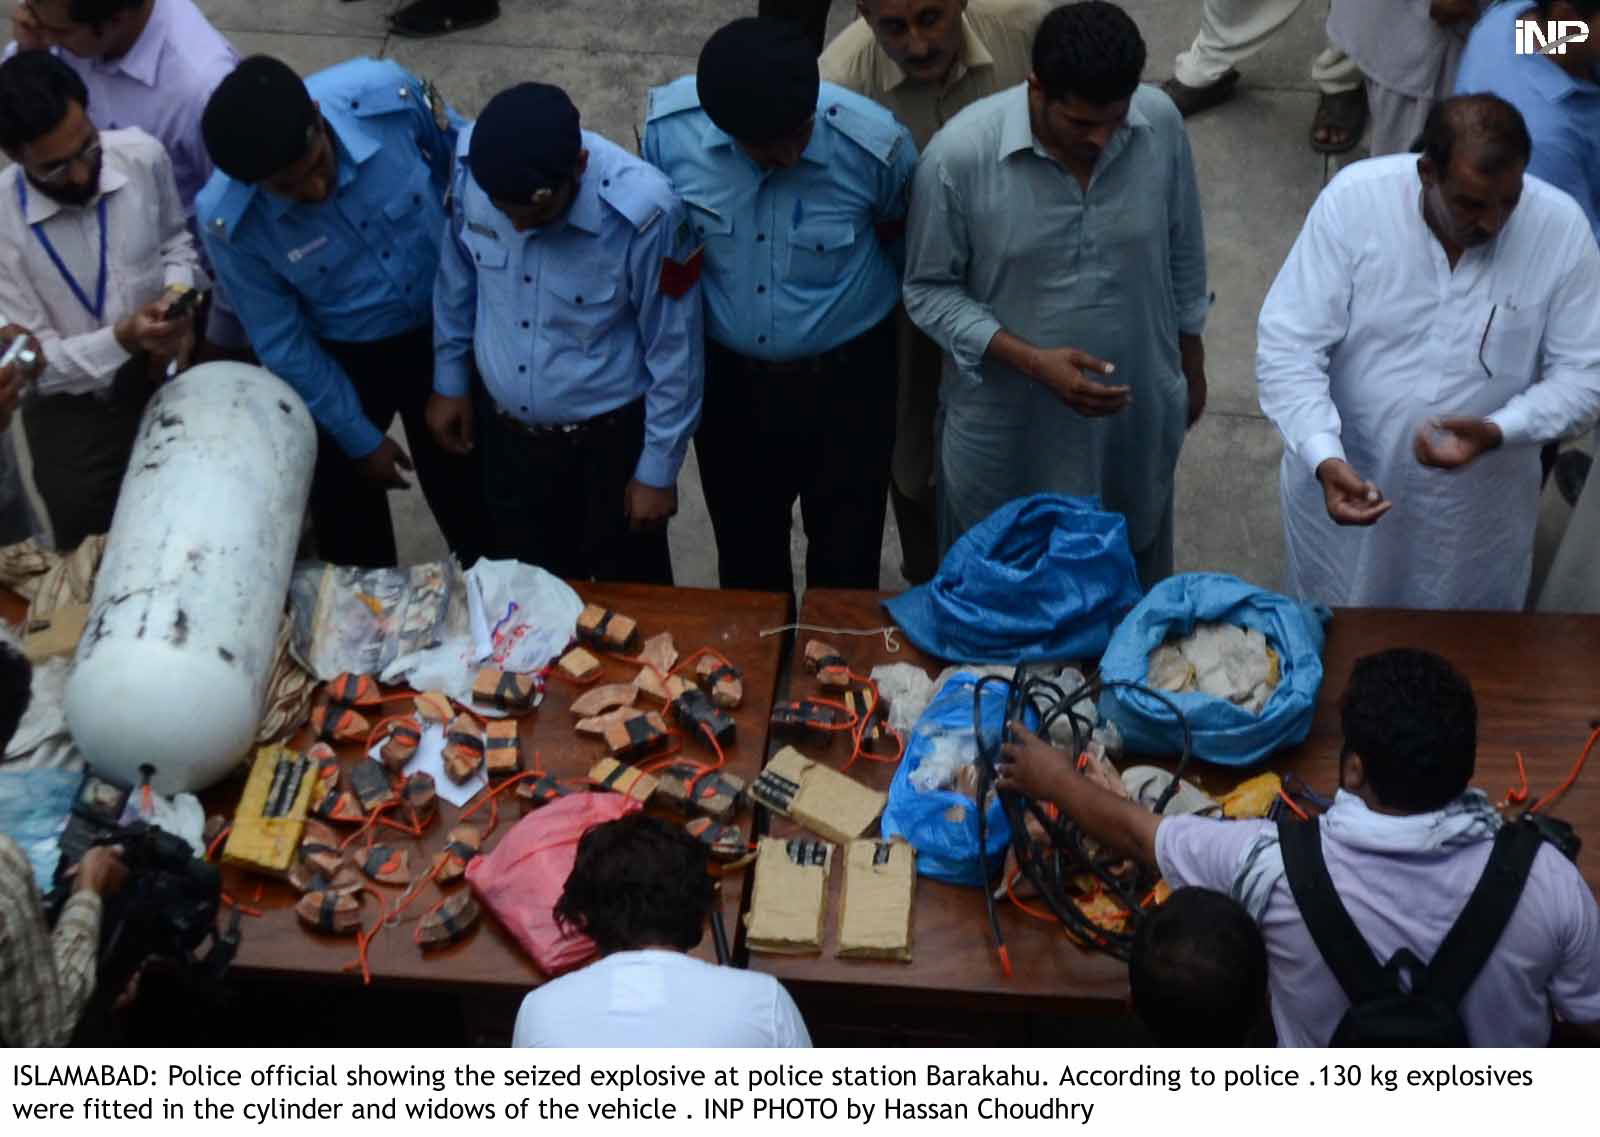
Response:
[163,288,204,322]
[0,335,38,372]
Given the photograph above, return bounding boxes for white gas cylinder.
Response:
[64,363,316,794]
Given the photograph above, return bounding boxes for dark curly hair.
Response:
[1032,1,1146,106]
[1131,887,1267,1046]
[1340,648,1477,813]
[66,0,146,26]
[0,51,89,155]
[554,814,714,955]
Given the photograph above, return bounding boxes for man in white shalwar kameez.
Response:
[1258,94,1600,610]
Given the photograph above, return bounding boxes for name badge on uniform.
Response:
[286,236,330,264]
[466,221,498,240]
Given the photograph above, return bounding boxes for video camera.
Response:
[90,821,229,990]
[46,769,238,998]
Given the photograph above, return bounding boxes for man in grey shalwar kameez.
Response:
[904,0,1209,586]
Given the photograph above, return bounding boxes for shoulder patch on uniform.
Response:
[645,77,701,123]
[821,96,906,166]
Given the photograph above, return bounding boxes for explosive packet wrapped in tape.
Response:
[837,839,915,961]
[745,836,832,955]
[587,757,658,803]
[473,667,538,713]
[576,604,639,652]
[654,763,745,821]
[750,746,886,845]
[484,719,522,780]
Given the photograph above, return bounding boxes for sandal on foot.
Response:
[1310,87,1368,155]
[388,0,500,38]
[1160,69,1241,117]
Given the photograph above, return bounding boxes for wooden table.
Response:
[748,589,1600,1014]
[222,582,790,992]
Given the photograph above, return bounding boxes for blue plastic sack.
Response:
[0,769,80,892]
[1097,573,1330,767]
[882,674,1037,886]
[884,494,1142,663]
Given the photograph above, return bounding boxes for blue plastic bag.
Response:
[882,674,1036,886]
[0,769,80,892]
[884,494,1142,663]
[1097,573,1330,767]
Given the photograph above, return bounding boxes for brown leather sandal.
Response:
[1310,87,1368,155]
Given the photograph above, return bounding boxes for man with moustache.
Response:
[821,0,1048,582]
[0,50,199,549]
[9,0,244,351]
[1257,94,1600,609]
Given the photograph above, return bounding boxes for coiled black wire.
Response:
[972,664,1196,963]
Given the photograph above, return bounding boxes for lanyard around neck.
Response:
[16,175,109,322]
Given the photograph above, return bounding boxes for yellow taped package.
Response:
[750,746,886,845]
[1219,771,1282,819]
[222,744,317,876]
[837,838,915,961]
[745,836,833,955]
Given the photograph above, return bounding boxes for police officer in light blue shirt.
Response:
[643,18,915,597]
[426,83,703,584]
[196,55,486,568]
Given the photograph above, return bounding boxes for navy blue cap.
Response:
[468,83,581,201]
[696,18,818,144]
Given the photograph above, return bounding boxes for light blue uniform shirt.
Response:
[433,128,704,489]
[642,77,915,360]
[1456,1,1600,242]
[196,58,458,458]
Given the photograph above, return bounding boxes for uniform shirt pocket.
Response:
[786,221,857,286]
[280,234,348,292]
[1478,303,1542,384]
[541,268,621,351]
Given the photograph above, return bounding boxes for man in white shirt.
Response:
[996,648,1600,1047]
[513,814,811,1048]
[0,50,197,550]
[9,1,243,350]
[1257,93,1600,610]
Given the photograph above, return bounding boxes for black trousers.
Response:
[315,325,488,568]
[758,0,833,55]
[21,357,153,551]
[479,396,672,585]
[697,316,896,596]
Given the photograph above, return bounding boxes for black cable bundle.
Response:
[971,663,1196,963]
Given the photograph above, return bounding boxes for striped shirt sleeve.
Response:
[0,836,102,1047]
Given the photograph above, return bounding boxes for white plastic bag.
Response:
[381,559,582,707]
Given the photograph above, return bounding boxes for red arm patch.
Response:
[659,247,704,299]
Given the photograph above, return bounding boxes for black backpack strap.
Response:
[1277,817,1395,1004]
[1422,819,1544,1004]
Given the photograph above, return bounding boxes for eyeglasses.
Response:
[31,136,101,186]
